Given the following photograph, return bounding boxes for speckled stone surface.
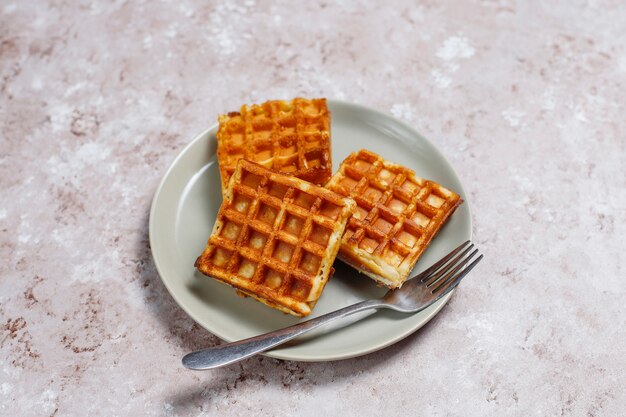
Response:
[1,1,625,416]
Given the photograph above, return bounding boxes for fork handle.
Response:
[182,299,384,370]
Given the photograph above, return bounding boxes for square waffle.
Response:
[195,160,356,317]
[216,97,332,196]
[325,149,463,288]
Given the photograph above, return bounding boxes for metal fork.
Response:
[183,240,483,370]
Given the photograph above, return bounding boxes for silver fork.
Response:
[183,240,483,370]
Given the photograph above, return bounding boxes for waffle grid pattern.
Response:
[196,160,355,316]
[216,98,331,195]
[326,150,462,288]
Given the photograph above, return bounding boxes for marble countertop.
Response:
[1,1,625,415]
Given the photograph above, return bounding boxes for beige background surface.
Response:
[1,1,625,416]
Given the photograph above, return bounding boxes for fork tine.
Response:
[417,240,471,282]
[432,253,483,296]
[424,244,474,287]
[427,248,478,288]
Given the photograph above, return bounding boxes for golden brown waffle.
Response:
[195,160,356,317]
[325,149,463,288]
[216,98,332,196]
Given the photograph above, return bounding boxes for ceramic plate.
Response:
[149,100,472,361]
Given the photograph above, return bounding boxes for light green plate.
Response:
[149,100,472,362]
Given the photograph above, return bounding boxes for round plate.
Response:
[149,100,472,361]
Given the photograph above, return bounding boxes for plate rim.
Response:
[149,99,472,362]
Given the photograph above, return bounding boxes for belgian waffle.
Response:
[325,149,463,288]
[195,160,356,317]
[216,98,332,196]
